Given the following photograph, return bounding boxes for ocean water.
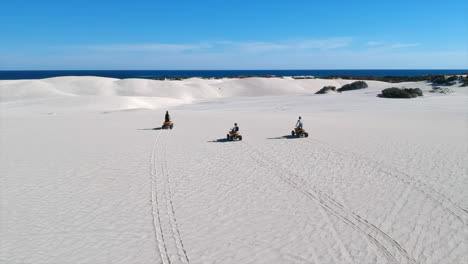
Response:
[0,70,467,80]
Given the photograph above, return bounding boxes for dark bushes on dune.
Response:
[410,88,423,96]
[337,81,368,92]
[315,86,338,94]
[292,76,314,79]
[323,75,430,83]
[446,76,458,82]
[430,75,445,84]
[382,88,411,98]
[322,74,467,84]
[460,76,468,87]
[430,75,457,85]
[381,87,423,98]
[430,86,453,94]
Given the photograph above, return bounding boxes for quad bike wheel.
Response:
[170,124,173,129]
[291,131,295,136]
[304,132,309,137]
[238,136,242,141]
[226,134,230,140]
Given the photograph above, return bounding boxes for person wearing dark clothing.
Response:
[165,111,170,122]
[232,123,239,133]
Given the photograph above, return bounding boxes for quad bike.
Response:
[162,120,173,129]
[226,130,242,141]
[291,126,308,138]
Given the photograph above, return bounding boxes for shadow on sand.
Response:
[138,127,163,131]
[267,135,300,140]
[207,138,233,143]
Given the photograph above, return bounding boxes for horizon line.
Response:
[1,69,467,71]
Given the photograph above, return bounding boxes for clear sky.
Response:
[1,0,467,70]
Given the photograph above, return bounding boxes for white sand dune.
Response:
[1,77,467,264]
[0,76,401,111]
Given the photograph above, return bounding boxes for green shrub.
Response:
[315,86,337,94]
[337,81,368,92]
[446,76,457,82]
[430,86,454,94]
[430,75,456,85]
[430,75,446,84]
[382,88,412,98]
[381,87,423,98]
[460,76,468,87]
[405,88,423,96]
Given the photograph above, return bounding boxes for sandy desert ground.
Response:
[1,76,467,264]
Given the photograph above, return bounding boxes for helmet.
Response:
[299,116,301,119]
[234,123,237,125]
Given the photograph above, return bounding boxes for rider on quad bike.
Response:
[162,111,173,129]
[292,116,308,137]
[227,123,242,141]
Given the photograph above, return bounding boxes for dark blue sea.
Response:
[0,70,466,80]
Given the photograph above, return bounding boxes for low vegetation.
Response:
[323,74,467,84]
[381,87,423,98]
[337,81,368,92]
[315,86,338,94]
[430,75,457,85]
[459,76,468,87]
[430,86,454,94]
[292,76,314,79]
[324,75,428,82]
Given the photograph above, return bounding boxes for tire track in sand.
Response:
[150,129,170,264]
[307,138,467,226]
[207,140,316,263]
[160,131,191,264]
[150,129,190,264]
[244,142,416,264]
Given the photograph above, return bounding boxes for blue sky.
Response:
[1,0,467,69]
